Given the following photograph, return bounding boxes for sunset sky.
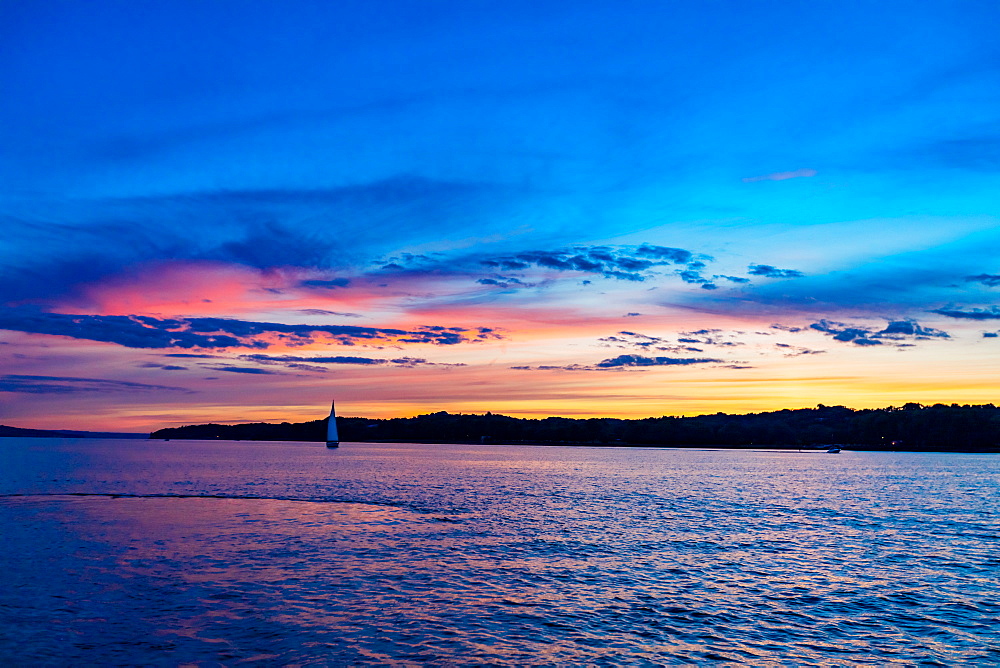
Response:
[3,1,1000,431]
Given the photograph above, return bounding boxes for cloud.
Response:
[596,354,724,368]
[677,329,746,347]
[810,319,949,346]
[297,309,362,318]
[748,264,804,279]
[931,306,1000,320]
[2,176,511,303]
[0,374,193,394]
[742,168,817,183]
[597,329,753,354]
[511,350,727,371]
[477,276,530,289]
[774,343,826,357]
[964,274,1000,287]
[478,244,707,283]
[238,353,462,368]
[207,365,277,374]
[0,309,502,349]
[678,270,717,290]
[598,331,705,354]
[299,278,351,289]
[138,362,188,370]
[876,320,949,339]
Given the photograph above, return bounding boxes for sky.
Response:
[2,0,1000,431]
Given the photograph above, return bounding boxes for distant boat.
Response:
[826,445,841,454]
[326,401,339,448]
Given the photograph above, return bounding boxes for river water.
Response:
[0,438,997,665]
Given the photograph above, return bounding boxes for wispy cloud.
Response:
[138,362,188,371]
[774,343,826,357]
[748,264,804,279]
[297,309,363,318]
[207,365,277,375]
[742,168,817,183]
[1,177,512,303]
[932,305,1000,320]
[964,274,1000,287]
[238,353,463,369]
[512,353,726,371]
[0,309,501,350]
[0,375,193,394]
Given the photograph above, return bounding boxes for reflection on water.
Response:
[1,439,998,665]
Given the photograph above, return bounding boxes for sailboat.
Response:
[326,400,339,448]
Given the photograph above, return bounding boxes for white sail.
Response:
[326,400,339,446]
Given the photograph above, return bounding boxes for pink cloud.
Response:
[742,168,817,183]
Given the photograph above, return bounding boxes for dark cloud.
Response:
[678,270,717,290]
[238,353,461,368]
[634,244,695,263]
[877,320,949,339]
[207,365,277,375]
[596,355,723,368]
[965,274,1000,287]
[770,324,804,333]
[479,244,707,283]
[0,309,501,350]
[371,242,800,295]
[931,306,1000,320]
[2,176,510,303]
[598,331,704,354]
[810,319,949,346]
[984,332,999,338]
[477,276,530,289]
[0,374,193,394]
[511,350,727,371]
[299,278,351,289]
[809,321,882,346]
[748,264,804,278]
[139,362,188,370]
[677,329,746,347]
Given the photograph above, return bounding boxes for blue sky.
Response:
[2,1,999,429]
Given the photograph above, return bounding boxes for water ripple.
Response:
[0,439,997,665]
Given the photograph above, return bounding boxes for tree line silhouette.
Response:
[149,403,1000,451]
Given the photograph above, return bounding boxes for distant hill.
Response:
[0,425,149,439]
[149,403,1000,451]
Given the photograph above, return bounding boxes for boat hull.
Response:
[326,441,339,448]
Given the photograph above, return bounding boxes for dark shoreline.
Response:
[147,403,1000,453]
[8,402,1000,452]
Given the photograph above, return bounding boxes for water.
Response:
[1,438,997,665]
